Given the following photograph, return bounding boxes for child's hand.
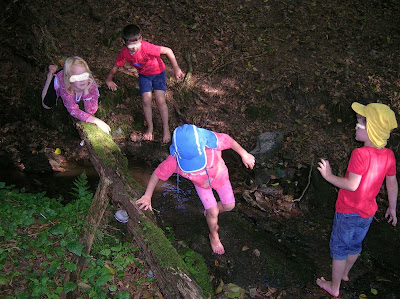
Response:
[106,79,118,91]
[242,152,256,169]
[385,208,397,226]
[136,195,153,212]
[84,79,94,95]
[317,158,332,179]
[96,119,111,135]
[174,68,185,80]
[48,65,58,75]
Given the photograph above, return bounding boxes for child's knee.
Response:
[222,203,235,212]
[141,92,152,104]
[206,205,219,218]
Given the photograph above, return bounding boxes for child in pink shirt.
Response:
[136,124,255,254]
[41,56,111,134]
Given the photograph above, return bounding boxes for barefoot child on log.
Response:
[106,24,184,143]
[316,102,398,297]
[135,124,255,254]
[41,56,111,134]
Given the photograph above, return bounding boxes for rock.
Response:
[250,131,284,165]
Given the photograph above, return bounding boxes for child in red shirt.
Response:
[316,102,398,297]
[106,24,184,143]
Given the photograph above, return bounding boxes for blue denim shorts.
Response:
[138,71,166,95]
[329,212,373,260]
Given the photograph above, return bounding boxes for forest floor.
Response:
[1,0,400,298]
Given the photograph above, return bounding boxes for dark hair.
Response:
[122,24,141,42]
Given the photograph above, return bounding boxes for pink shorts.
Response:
[194,181,235,210]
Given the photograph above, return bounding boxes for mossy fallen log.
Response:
[68,122,210,298]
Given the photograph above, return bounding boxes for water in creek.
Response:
[1,160,399,298]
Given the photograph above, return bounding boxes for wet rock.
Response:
[250,131,284,165]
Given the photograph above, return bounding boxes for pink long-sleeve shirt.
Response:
[54,70,99,122]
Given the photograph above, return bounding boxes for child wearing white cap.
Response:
[136,124,255,254]
[316,102,398,297]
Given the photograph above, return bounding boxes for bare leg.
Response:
[205,205,224,255]
[154,90,170,143]
[316,258,345,297]
[204,203,234,255]
[342,254,359,281]
[142,92,153,141]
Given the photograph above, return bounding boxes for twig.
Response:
[179,48,193,92]
[208,52,268,77]
[293,157,314,202]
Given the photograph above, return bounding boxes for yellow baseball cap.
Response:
[352,102,397,148]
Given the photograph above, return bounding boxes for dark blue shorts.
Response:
[329,212,373,260]
[138,71,166,95]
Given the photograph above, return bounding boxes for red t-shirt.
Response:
[154,133,233,189]
[336,146,396,218]
[115,41,165,76]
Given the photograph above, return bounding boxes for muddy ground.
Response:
[1,0,400,298]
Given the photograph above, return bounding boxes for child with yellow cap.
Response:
[316,102,398,297]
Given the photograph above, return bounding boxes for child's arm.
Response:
[385,175,398,226]
[135,172,160,212]
[160,47,185,80]
[41,65,58,108]
[105,65,119,91]
[231,139,256,169]
[317,158,362,191]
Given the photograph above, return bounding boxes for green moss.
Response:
[140,216,187,270]
[81,122,128,169]
[179,248,214,298]
[139,216,213,298]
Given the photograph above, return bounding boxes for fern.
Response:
[70,171,93,201]
[69,172,93,221]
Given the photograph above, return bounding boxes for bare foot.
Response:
[162,130,171,143]
[209,233,225,255]
[342,275,349,282]
[143,130,154,141]
[316,277,339,297]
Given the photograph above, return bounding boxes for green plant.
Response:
[0,175,154,298]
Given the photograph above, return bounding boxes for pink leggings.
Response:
[194,181,235,210]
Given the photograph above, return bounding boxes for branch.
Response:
[293,157,314,202]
